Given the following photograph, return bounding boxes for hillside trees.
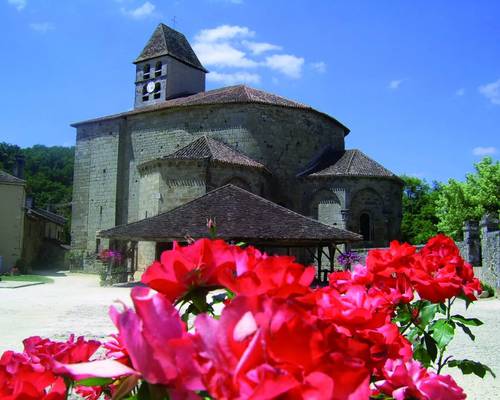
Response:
[0,142,74,218]
[436,157,500,239]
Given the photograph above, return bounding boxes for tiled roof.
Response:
[100,184,362,244]
[71,85,349,133]
[27,208,67,226]
[302,149,400,180]
[154,135,267,170]
[134,23,207,72]
[0,170,25,185]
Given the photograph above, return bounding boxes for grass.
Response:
[1,275,54,284]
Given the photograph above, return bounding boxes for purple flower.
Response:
[337,251,361,267]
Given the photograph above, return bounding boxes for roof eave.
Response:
[133,52,209,73]
[71,101,347,129]
[98,231,361,244]
[304,173,402,182]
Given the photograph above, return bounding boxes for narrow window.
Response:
[143,63,151,80]
[142,84,149,102]
[360,213,371,241]
[153,82,161,99]
[155,61,162,77]
[95,238,101,254]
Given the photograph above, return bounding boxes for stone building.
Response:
[0,169,26,271]
[71,23,403,271]
[23,206,68,269]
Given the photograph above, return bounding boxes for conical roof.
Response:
[298,147,401,181]
[134,23,207,72]
[163,136,267,169]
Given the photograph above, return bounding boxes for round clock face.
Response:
[146,82,156,93]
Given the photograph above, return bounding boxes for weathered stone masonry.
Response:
[70,23,403,271]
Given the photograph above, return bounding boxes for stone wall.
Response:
[135,56,206,109]
[72,119,123,253]
[300,176,403,247]
[72,102,346,258]
[478,214,500,294]
[0,182,25,270]
[71,101,402,272]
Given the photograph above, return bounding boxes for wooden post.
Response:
[328,244,336,273]
[317,246,323,283]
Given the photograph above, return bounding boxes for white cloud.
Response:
[479,79,500,105]
[121,1,155,19]
[265,54,304,79]
[193,42,258,68]
[310,61,326,73]
[455,88,465,96]
[472,146,497,156]
[208,71,261,85]
[193,24,307,82]
[242,40,282,55]
[7,0,26,11]
[29,22,54,33]
[195,25,254,43]
[388,79,404,89]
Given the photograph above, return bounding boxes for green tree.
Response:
[436,157,500,239]
[400,175,440,244]
[0,142,74,223]
[0,142,21,171]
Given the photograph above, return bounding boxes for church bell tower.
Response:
[134,23,207,109]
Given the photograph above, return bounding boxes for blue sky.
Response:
[0,0,498,183]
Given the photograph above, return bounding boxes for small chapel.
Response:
[70,23,403,275]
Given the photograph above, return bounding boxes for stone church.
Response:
[71,23,403,269]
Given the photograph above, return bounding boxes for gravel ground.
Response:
[0,272,498,398]
[0,271,131,353]
[444,298,500,400]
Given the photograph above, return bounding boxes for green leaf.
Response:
[423,332,438,362]
[76,377,114,387]
[458,293,473,309]
[393,309,411,324]
[448,359,496,378]
[413,343,432,368]
[419,303,439,327]
[431,319,455,349]
[456,322,475,341]
[452,314,483,326]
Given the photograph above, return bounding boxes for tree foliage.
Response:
[0,142,74,218]
[436,157,500,239]
[400,175,440,244]
[401,157,499,242]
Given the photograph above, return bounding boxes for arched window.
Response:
[142,84,149,102]
[143,64,151,80]
[155,61,162,77]
[153,82,161,99]
[360,213,371,241]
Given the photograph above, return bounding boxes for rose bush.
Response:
[0,235,494,399]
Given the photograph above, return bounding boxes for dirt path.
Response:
[0,272,131,353]
[445,298,500,400]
